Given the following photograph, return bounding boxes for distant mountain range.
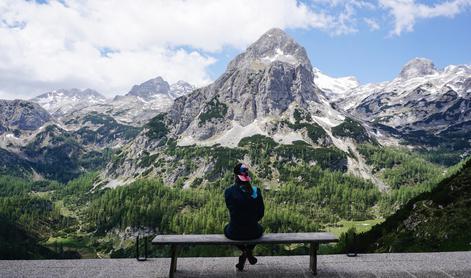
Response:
[332,58,471,150]
[99,28,471,189]
[30,77,194,125]
[0,28,470,185]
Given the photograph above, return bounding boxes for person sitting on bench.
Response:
[224,163,265,271]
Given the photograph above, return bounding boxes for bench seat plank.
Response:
[152,232,338,245]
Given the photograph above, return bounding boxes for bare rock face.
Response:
[165,28,321,140]
[0,99,51,134]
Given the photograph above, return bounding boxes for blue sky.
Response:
[1,0,470,98]
[207,4,471,84]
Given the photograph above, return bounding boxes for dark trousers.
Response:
[236,244,255,254]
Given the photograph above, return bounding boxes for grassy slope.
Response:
[357,158,471,252]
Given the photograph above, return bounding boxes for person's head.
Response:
[234,163,251,185]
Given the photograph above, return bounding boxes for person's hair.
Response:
[234,163,253,195]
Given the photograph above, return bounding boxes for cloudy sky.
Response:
[0,0,470,99]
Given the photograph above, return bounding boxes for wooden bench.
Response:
[152,232,339,277]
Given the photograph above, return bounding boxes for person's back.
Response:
[224,184,264,240]
[224,163,264,271]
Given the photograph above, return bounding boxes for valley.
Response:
[1,28,470,259]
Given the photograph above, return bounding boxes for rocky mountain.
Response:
[0,121,113,182]
[169,80,195,99]
[63,112,141,148]
[357,157,471,252]
[31,89,106,116]
[31,78,194,127]
[102,28,382,189]
[334,58,471,150]
[399,58,438,79]
[168,27,324,144]
[0,100,51,135]
[3,29,470,189]
[108,77,193,125]
[126,76,171,101]
[0,99,119,182]
[125,76,193,101]
[0,99,53,152]
[0,77,194,182]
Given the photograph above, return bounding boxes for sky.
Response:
[0,0,470,99]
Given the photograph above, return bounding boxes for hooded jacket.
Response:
[224,184,264,240]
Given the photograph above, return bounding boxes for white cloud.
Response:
[1,0,468,99]
[380,0,471,35]
[364,18,381,30]
[0,0,348,99]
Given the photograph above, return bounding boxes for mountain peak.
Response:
[228,28,311,70]
[169,80,194,99]
[259,27,290,40]
[126,76,170,100]
[399,58,438,79]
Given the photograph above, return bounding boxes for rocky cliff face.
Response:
[165,28,324,143]
[0,100,51,135]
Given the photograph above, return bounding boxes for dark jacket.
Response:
[224,184,264,240]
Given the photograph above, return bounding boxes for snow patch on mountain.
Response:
[31,89,107,116]
[399,58,438,79]
[313,68,360,101]
[261,48,298,65]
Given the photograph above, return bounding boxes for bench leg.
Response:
[169,245,178,278]
[309,242,318,276]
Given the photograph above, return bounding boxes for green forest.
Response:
[0,140,468,259]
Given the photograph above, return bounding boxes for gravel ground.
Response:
[0,252,470,278]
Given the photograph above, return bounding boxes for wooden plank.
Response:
[152,232,338,246]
